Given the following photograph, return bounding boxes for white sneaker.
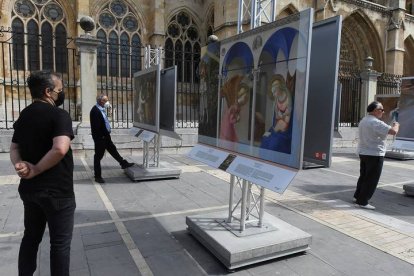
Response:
[355,203,375,210]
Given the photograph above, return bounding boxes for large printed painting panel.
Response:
[133,65,161,133]
[198,9,313,170]
[159,66,181,139]
[198,41,221,140]
[396,77,414,141]
[303,16,342,167]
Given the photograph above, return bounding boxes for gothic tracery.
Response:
[95,0,142,77]
[165,11,201,83]
[11,0,67,71]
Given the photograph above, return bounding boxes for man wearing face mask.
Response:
[10,71,76,275]
[90,94,134,183]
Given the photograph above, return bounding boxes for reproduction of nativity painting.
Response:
[198,9,313,169]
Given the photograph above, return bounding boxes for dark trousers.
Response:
[19,192,76,276]
[93,135,124,178]
[354,155,384,206]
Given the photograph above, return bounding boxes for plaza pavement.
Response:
[0,148,413,275]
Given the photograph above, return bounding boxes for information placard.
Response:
[188,144,233,169]
[226,156,297,194]
[139,130,156,142]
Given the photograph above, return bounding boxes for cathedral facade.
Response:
[0,0,412,130]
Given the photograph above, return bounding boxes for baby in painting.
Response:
[271,74,292,133]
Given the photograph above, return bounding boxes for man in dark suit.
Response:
[90,94,134,183]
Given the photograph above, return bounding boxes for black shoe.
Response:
[121,162,134,169]
[95,177,105,183]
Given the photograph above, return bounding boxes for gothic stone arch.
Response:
[404,35,414,76]
[91,0,147,39]
[1,0,76,36]
[341,10,384,72]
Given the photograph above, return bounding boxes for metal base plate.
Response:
[385,150,414,160]
[186,211,312,269]
[125,161,181,181]
[216,218,278,237]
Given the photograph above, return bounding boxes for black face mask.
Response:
[54,91,65,107]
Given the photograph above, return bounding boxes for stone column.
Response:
[386,0,405,74]
[150,0,166,45]
[360,57,381,118]
[214,1,238,38]
[74,17,101,125]
[314,0,331,21]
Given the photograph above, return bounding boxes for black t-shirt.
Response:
[12,101,74,198]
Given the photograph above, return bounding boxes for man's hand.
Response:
[15,161,41,179]
[389,122,400,135]
[14,161,31,178]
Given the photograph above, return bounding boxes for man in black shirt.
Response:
[10,71,75,276]
[90,94,134,183]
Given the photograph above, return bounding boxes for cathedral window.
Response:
[96,0,142,77]
[165,11,201,83]
[11,18,25,70]
[11,0,68,72]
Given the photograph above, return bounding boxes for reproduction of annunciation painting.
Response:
[198,9,313,169]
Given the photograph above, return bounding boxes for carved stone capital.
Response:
[75,37,101,53]
[388,15,405,31]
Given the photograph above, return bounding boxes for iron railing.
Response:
[338,68,362,127]
[165,47,201,128]
[96,38,143,128]
[377,72,402,95]
[0,27,78,129]
[0,26,202,130]
[96,42,201,129]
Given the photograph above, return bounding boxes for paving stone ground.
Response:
[0,150,413,275]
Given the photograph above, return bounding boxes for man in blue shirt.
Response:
[90,94,134,183]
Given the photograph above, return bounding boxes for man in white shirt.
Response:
[354,101,399,210]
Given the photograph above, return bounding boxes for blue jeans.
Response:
[18,192,76,276]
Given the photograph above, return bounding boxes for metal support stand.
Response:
[186,173,312,269]
[125,132,180,181]
[126,44,180,181]
[226,176,266,234]
[237,0,277,34]
[144,45,164,70]
[185,1,311,269]
[142,134,160,168]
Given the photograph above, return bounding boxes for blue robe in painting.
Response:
[260,112,292,154]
